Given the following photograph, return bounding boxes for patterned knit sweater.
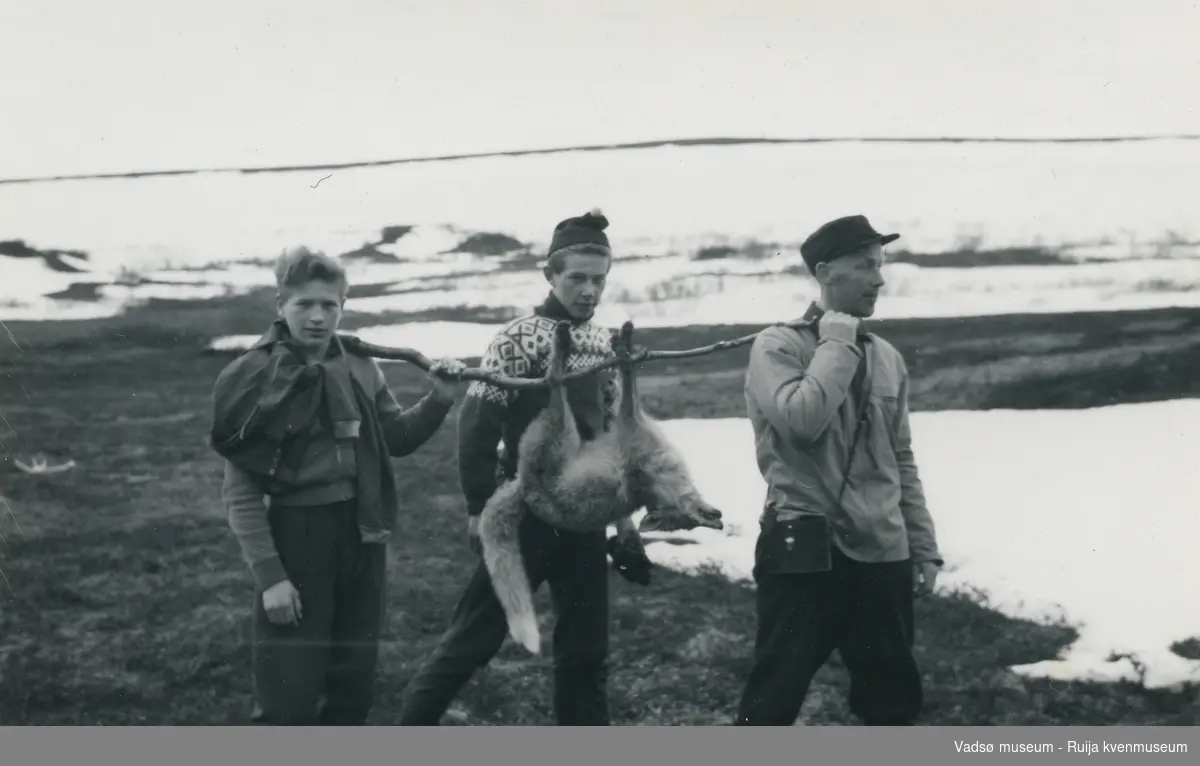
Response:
[457,293,620,516]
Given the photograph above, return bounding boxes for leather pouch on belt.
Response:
[756,512,833,574]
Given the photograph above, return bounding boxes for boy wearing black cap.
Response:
[734,215,943,726]
[397,209,649,726]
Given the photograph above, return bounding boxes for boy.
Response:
[397,209,652,725]
[210,246,465,725]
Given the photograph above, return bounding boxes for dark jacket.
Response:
[211,320,451,590]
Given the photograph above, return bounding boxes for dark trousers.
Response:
[397,514,611,725]
[250,500,387,725]
[735,545,923,726]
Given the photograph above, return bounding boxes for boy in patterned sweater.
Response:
[397,210,648,726]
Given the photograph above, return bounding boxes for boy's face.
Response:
[277,280,345,353]
[547,252,611,320]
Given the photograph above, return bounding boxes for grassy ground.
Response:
[1,294,1198,726]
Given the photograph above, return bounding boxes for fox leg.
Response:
[519,321,582,479]
[545,320,582,455]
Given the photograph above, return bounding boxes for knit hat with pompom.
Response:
[547,208,611,257]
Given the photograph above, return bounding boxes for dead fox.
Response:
[477,320,724,654]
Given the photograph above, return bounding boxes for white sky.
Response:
[2,0,1198,178]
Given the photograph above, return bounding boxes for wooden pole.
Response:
[340,319,814,391]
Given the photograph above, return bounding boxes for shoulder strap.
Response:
[836,337,873,507]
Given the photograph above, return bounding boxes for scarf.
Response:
[209,319,398,542]
[537,291,588,324]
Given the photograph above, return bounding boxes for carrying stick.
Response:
[341,319,814,391]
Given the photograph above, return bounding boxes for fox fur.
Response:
[477,320,724,654]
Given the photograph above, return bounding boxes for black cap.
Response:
[800,215,899,274]
[548,208,611,257]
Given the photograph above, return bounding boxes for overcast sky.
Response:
[2,0,1198,178]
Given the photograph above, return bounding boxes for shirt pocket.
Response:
[870,377,902,421]
[867,381,902,475]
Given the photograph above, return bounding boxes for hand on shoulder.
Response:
[818,310,860,345]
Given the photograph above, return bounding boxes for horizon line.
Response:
[3,132,1199,186]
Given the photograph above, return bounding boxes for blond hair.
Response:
[273,246,348,299]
